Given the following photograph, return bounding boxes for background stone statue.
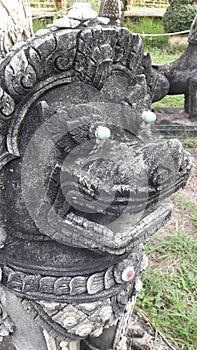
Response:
[151,15,197,120]
[99,0,129,24]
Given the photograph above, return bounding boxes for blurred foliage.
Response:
[163,1,197,32]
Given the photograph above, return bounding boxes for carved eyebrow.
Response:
[37,100,93,143]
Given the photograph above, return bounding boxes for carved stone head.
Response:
[0,16,193,349]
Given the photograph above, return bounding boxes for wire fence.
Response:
[30,0,191,37]
[128,0,169,8]
[136,30,190,36]
[32,8,190,37]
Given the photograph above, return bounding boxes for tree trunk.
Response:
[0,0,33,60]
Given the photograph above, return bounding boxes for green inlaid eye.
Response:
[95,126,111,140]
[142,110,157,124]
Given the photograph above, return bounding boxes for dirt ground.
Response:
[157,147,197,239]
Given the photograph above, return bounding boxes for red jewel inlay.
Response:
[126,270,134,280]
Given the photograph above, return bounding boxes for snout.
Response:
[59,138,193,219]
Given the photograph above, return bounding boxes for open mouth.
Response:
[35,138,192,255]
[61,199,173,255]
[61,169,190,216]
[46,176,187,255]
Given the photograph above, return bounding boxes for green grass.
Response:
[137,195,197,350]
[32,18,54,33]
[173,195,197,229]
[124,17,169,50]
[181,139,197,149]
[153,95,184,109]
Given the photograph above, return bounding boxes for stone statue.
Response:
[0,4,193,350]
[151,15,197,120]
[99,0,128,24]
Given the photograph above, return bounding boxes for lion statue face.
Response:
[0,20,192,305]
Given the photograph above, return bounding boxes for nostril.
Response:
[179,154,193,172]
[151,167,171,187]
[166,139,185,168]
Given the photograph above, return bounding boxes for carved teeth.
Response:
[104,266,115,290]
[87,272,104,295]
[66,212,113,240]
[54,277,71,295]
[70,276,87,295]
[39,277,57,294]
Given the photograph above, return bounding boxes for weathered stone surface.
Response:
[1,337,16,350]
[0,3,193,350]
